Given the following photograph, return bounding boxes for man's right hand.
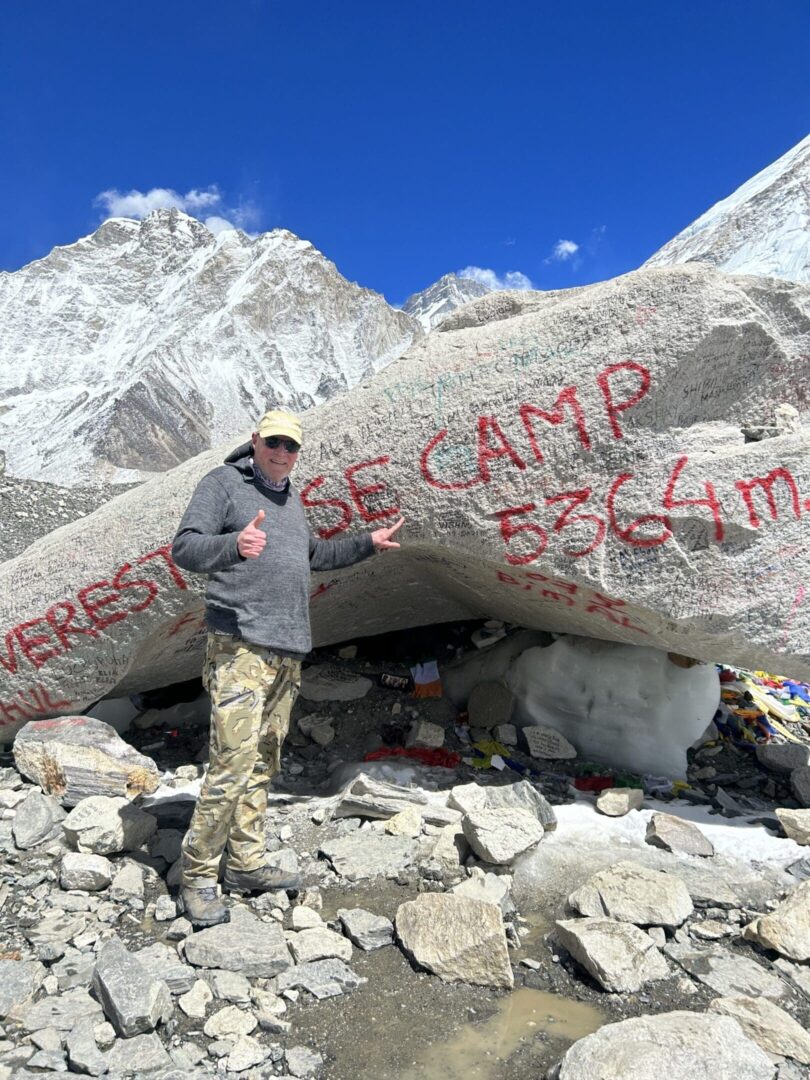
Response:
[238,510,266,558]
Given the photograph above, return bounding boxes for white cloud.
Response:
[93,185,253,234]
[549,239,579,262]
[459,265,534,291]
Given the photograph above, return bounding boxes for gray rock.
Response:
[709,996,810,1065]
[17,988,104,1032]
[183,907,292,977]
[569,860,694,929]
[60,852,112,891]
[133,942,197,994]
[276,958,366,999]
[203,969,251,1003]
[52,950,95,992]
[109,861,144,902]
[406,719,445,749]
[226,1034,268,1072]
[522,725,577,760]
[756,742,810,775]
[645,812,715,857]
[13,716,159,805]
[791,766,810,807]
[300,666,372,702]
[332,773,461,827]
[467,681,514,729]
[550,1010,775,1079]
[286,1045,324,1077]
[786,854,810,880]
[288,926,352,964]
[337,908,394,950]
[450,868,515,915]
[12,791,66,849]
[0,959,45,1019]
[665,942,787,999]
[63,796,157,855]
[596,788,644,817]
[178,980,213,1018]
[448,779,557,831]
[91,937,172,1037]
[153,894,177,921]
[23,909,87,954]
[104,1032,172,1075]
[66,1018,108,1076]
[555,917,669,992]
[742,880,810,961]
[395,893,513,990]
[775,808,810,846]
[462,807,544,865]
[29,1027,63,1052]
[26,1049,67,1071]
[318,831,414,881]
[774,957,810,1000]
[202,1004,256,1039]
[290,906,323,931]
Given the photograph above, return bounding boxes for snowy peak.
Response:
[402,272,492,331]
[644,134,810,283]
[0,211,421,485]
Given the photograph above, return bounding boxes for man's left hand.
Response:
[371,516,405,551]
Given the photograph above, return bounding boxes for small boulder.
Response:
[755,741,810,776]
[569,860,693,929]
[555,917,669,992]
[596,787,644,817]
[11,790,66,849]
[775,808,810,846]
[462,807,544,865]
[522,725,577,760]
[60,852,112,892]
[91,938,172,1038]
[709,995,810,1065]
[287,927,352,964]
[63,796,156,855]
[405,720,445,749]
[791,766,810,808]
[645,812,715,857]
[467,682,514,729]
[742,880,810,961]
[385,805,422,838]
[337,908,393,951]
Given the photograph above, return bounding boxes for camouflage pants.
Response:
[180,633,301,885]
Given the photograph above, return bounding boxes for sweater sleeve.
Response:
[308,530,375,571]
[172,473,243,574]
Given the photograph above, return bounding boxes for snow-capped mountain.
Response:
[0,209,421,485]
[644,134,810,282]
[402,272,492,331]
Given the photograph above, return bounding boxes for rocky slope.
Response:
[0,210,421,486]
[644,133,810,283]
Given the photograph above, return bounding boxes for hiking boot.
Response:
[223,863,302,894]
[178,884,230,927]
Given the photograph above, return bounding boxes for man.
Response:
[172,408,403,926]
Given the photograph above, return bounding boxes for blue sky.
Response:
[1,1,809,304]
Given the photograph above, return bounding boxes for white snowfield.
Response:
[0,209,420,485]
[0,263,808,738]
[645,132,810,283]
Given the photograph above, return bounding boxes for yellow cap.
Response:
[256,409,303,444]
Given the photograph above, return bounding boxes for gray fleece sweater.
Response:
[172,442,375,657]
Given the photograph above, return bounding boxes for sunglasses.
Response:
[264,436,300,453]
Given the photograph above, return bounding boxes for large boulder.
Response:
[568,860,693,929]
[1,266,809,736]
[742,880,810,961]
[13,716,159,805]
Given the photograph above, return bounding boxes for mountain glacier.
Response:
[644,133,810,283]
[0,210,420,485]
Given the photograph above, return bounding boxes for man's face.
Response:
[251,432,300,484]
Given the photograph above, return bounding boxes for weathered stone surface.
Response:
[134,942,197,994]
[665,942,787,999]
[178,979,213,1019]
[395,893,513,989]
[742,880,810,961]
[204,969,251,1003]
[462,807,544,864]
[17,988,104,1032]
[333,773,461,827]
[287,926,352,964]
[13,717,159,805]
[286,1046,324,1078]
[109,860,144,902]
[319,831,414,881]
[203,1004,256,1039]
[384,805,422,837]
[405,719,445,749]
[0,959,46,1019]
[300,665,372,701]
[756,742,810,776]
[182,907,292,977]
[276,958,366,999]
[11,790,66,849]
[451,867,514,914]
[555,917,669,992]
[63,796,157,855]
[226,1035,268,1072]
[522,725,577,760]
[3,267,809,737]
[791,766,810,807]
[60,852,112,891]
[775,808,810,845]
[337,908,394,950]
[467,681,514,729]
[596,787,644,816]
[104,1032,171,1075]
[569,860,693,928]
[91,937,172,1037]
[550,1010,775,1079]
[65,1018,108,1077]
[709,996,810,1065]
[645,812,715,857]
[449,779,557,831]
[290,906,323,931]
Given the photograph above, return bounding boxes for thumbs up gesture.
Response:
[238,509,266,558]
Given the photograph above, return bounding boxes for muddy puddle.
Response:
[395,988,604,1080]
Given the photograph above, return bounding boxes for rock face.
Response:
[555,917,669,992]
[13,717,159,805]
[742,880,810,961]
[1,264,810,732]
[569,861,693,929]
[0,209,420,485]
[395,893,513,990]
[550,1010,776,1080]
